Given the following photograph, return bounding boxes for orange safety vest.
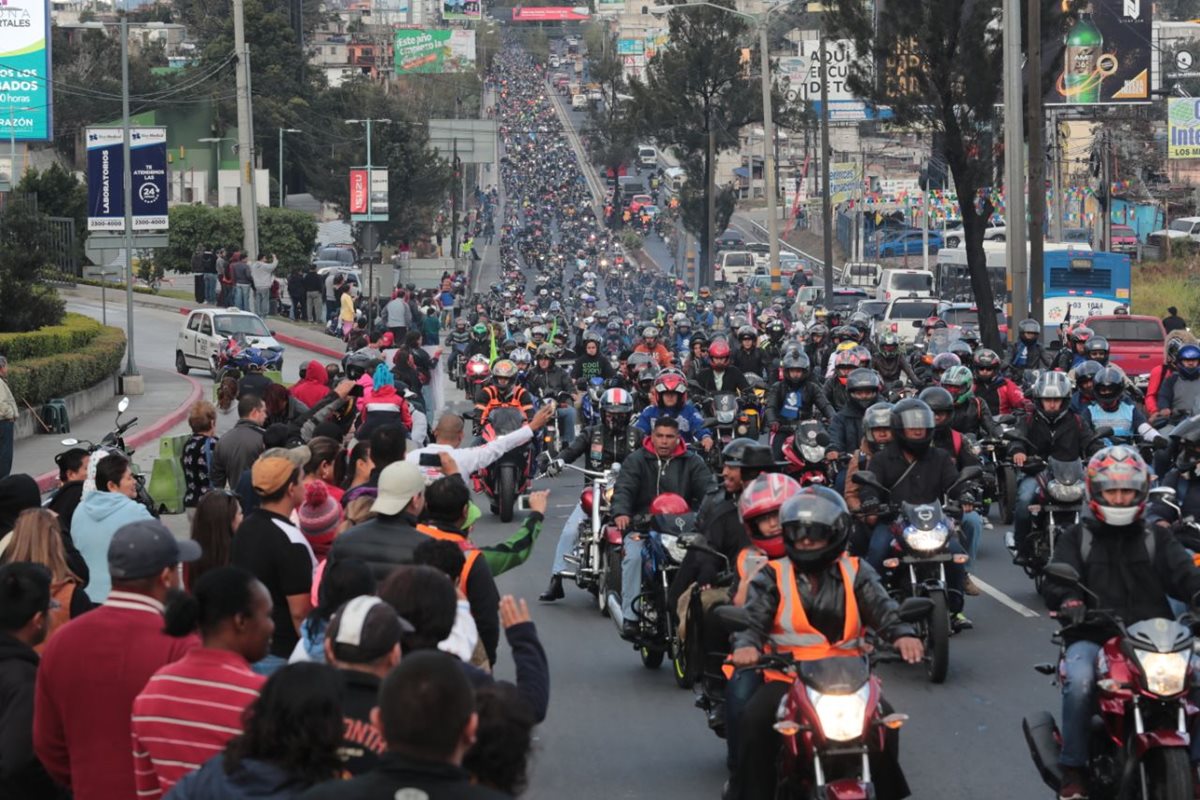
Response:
[416,523,481,596]
[762,554,864,682]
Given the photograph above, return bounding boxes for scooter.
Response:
[1024,562,1200,800]
[60,397,158,517]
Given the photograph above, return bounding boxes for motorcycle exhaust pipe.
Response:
[606,593,625,635]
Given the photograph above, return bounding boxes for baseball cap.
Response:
[372,462,425,515]
[108,520,201,581]
[260,444,311,469]
[252,456,300,496]
[327,596,413,663]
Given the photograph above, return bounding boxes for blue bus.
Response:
[1042,249,1132,332]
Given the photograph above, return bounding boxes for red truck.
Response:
[1084,314,1165,378]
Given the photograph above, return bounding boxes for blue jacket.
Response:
[634,403,712,442]
[73,490,153,602]
[829,406,865,455]
[168,756,313,800]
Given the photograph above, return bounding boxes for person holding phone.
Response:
[405,405,555,483]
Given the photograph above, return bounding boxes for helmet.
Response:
[627,352,655,376]
[708,339,732,359]
[471,323,488,340]
[739,473,803,557]
[767,319,786,339]
[1173,415,1200,476]
[877,332,901,356]
[343,351,382,382]
[780,350,810,386]
[1087,336,1110,362]
[845,368,882,409]
[931,352,961,377]
[639,364,661,391]
[959,326,981,349]
[531,325,548,341]
[1178,344,1200,379]
[941,365,975,406]
[948,340,974,364]
[601,387,634,428]
[535,343,556,361]
[583,331,603,345]
[1070,326,1094,348]
[831,325,858,344]
[654,370,688,403]
[1094,365,1126,410]
[1167,337,1187,364]
[922,316,947,332]
[491,359,518,391]
[721,437,761,468]
[850,345,872,368]
[643,326,659,340]
[737,325,757,341]
[973,348,1001,374]
[848,312,872,335]
[808,323,829,340]
[649,493,690,516]
[1074,359,1103,388]
[779,486,852,572]
[1031,371,1072,422]
[918,386,955,417]
[1085,445,1151,526]
[863,402,894,447]
[1018,318,1041,340]
[890,398,936,457]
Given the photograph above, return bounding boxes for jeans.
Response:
[961,510,983,566]
[725,667,764,773]
[866,522,967,613]
[621,533,646,622]
[251,653,288,677]
[234,284,251,312]
[552,501,586,576]
[254,287,270,317]
[325,298,338,322]
[1012,475,1042,553]
[0,418,12,479]
[556,406,577,445]
[202,273,217,304]
[306,291,323,323]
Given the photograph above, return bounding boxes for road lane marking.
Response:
[971,576,1041,618]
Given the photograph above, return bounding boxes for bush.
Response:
[5,324,126,407]
[0,313,103,361]
[160,205,318,277]
[1131,257,1200,326]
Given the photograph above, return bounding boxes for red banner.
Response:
[512,6,590,21]
[349,170,368,215]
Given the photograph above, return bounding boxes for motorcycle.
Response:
[214,332,284,383]
[463,355,491,398]
[716,599,932,800]
[543,460,623,614]
[1024,562,1200,800]
[578,376,607,427]
[472,406,535,523]
[735,374,767,440]
[60,397,159,517]
[781,420,837,487]
[851,466,983,683]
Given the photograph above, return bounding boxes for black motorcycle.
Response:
[60,396,159,517]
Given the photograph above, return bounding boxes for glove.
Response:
[1059,599,1086,626]
[547,458,564,477]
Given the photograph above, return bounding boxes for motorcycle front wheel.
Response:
[926,591,950,684]
[1143,747,1193,800]
[497,468,517,523]
[641,645,665,670]
[998,467,1017,524]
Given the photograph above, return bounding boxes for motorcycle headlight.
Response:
[902,523,948,552]
[1135,650,1190,697]
[660,533,688,563]
[800,444,825,463]
[1046,481,1085,503]
[807,685,870,742]
[717,410,736,424]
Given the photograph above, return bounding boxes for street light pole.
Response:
[1003,0,1027,338]
[758,19,782,293]
[819,31,834,301]
[232,0,258,258]
[120,7,138,379]
[278,128,300,208]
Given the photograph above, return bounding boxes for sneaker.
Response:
[1058,768,1087,800]
[984,520,994,530]
[620,620,639,641]
[951,612,974,632]
[964,575,981,596]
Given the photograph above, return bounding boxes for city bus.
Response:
[934,241,1093,305]
[1042,249,1132,332]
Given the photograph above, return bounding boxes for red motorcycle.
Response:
[1024,563,1199,800]
[781,420,837,487]
[464,355,491,398]
[472,405,535,522]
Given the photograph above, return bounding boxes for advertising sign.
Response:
[130,127,167,230]
[617,38,643,55]
[1168,97,1200,159]
[350,168,388,222]
[394,29,476,74]
[597,0,623,8]
[0,0,51,142]
[441,0,479,22]
[1049,0,1151,105]
[369,169,388,218]
[86,128,125,231]
[349,169,368,216]
[788,38,892,122]
[511,6,590,21]
[828,161,862,206]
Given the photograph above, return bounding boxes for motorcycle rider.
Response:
[732,326,768,378]
[1041,446,1200,800]
[728,485,923,800]
[474,358,535,429]
[1069,360,1103,415]
[1146,336,1191,420]
[1157,343,1200,420]
[1082,365,1158,445]
[862,398,973,631]
[1010,371,1096,564]
[828,369,883,483]
[527,344,578,444]
[765,350,833,459]
[1005,318,1050,376]
[611,416,715,638]
[822,350,859,410]
[634,369,715,450]
[843,402,894,553]
[805,323,830,373]
[696,338,751,397]
[1052,325,1094,372]
[939,364,1001,438]
[466,323,492,361]
[874,332,919,389]
[1147,416,1200,529]
[572,332,618,382]
[633,325,673,368]
[973,348,1027,416]
[540,387,642,602]
[683,332,710,382]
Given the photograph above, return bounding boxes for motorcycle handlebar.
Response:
[117,417,138,433]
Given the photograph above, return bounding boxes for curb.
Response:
[274,333,345,360]
[33,372,207,494]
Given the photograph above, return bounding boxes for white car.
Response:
[1148,217,1200,251]
[942,219,1006,249]
[176,308,283,376]
[876,295,941,344]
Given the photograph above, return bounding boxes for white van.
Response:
[839,261,882,289]
[716,250,756,284]
[877,296,941,343]
[571,93,589,110]
[876,268,935,303]
[637,145,657,167]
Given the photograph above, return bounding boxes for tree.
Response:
[0,199,65,332]
[583,31,637,179]
[160,204,316,274]
[629,2,759,280]
[15,163,89,262]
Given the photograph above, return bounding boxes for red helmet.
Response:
[738,473,802,557]
[708,339,731,359]
[649,493,689,516]
[654,371,688,398]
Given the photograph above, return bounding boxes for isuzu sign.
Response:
[349,169,368,215]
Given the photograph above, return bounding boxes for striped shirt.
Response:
[130,648,265,798]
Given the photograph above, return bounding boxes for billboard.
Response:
[349,169,368,216]
[597,0,623,8]
[786,38,892,122]
[394,29,476,74]
[1049,0,1151,105]
[130,127,168,230]
[0,0,50,142]
[617,38,643,55]
[828,162,862,206]
[350,168,388,222]
[1168,97,1200,159]
[86,128,125,231]
[441,0,479,22]
[511,6,590,20]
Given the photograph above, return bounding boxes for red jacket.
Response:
[1146,364,1171,415]
[995,378,1028,415]
[290,359,330,408]
[34,592,198,800]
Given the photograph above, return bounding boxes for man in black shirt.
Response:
[231,455,313,675]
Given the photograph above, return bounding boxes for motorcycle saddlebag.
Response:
[1022,711,1064,790]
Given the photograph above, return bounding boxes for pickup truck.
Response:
[1084,314,1165,378]
[1147,217,1200,254]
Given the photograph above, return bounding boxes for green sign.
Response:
[394,29,476,74]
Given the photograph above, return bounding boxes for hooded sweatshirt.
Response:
[0,632,64,799]
[290,361,330,408]
[73,491,153,601]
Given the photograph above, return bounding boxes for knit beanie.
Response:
[373,363,394,392]
[297,481,341,558]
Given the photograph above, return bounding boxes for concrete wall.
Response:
[15,371,119,440]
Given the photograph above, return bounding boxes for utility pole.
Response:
[278,128,299,208]
[1003,0,1027,338]
[758,18,781,293]
[706,106,716,288]
[1050,109,1064,244]
[120,6,138,379]
[1098,129,1111,252]
[1027,0,1045,326]
[819,31,834,300]
[232,0,258,258]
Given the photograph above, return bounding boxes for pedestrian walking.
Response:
[0,357,16,479]
[1164,306,1188,333]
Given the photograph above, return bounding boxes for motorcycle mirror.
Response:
[60,438,79,446]
[850,470,886,492]
[1042,562,1082,585]
[957,465,984,483]
[897,597,934,623]
[117,397,130,414]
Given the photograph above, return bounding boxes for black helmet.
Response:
[1075,359,1103,388]
[721,437,761,468]
[918,386,955,417]
[973,348,1001,371]
[948,340,974,365]
[863,402,894,430]
[1093,365,1126,409]
[846,368,882,409]
[890,398,935,456]
[779,486,852,572]
[780,350,810,386]
[1087,336,1110,363]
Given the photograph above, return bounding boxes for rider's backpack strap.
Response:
[1079,526,1155,563]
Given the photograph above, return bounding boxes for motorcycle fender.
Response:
[1022,711,1064,791]
[604,526,624,545]
[918,579,946,596]
[1133,731,1190,758]
[822,780,871,800]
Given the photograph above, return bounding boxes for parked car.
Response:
[869,230,943,258]
[312,244,357,270]
[1148,217,1200,253]
[1084,314,1165,378]
[176,308,283,376]
[942,218,1006,249]
[1110,225,1138,254]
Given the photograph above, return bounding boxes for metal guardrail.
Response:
[739,216,828,269]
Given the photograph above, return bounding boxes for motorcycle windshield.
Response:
[799,656,870,694]
[713,393,738,413]
[489,407,526,435]
[1126,619,1193,654]
[899,501,945,531]
[1047,458,1083,485]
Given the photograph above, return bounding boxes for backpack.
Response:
[1080,525,1156,563]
